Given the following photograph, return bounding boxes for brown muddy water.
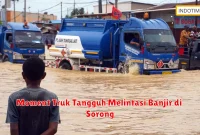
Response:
[0,62,200,135]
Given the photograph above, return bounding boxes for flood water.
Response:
[0,62,200,135]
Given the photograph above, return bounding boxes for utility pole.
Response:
[13,0,16,22]
[61,2,62,19]
[106,0,107,13]
[115,0,118,8]
[195,0,198,26]
[38,10,39,22]
[24,0,26,22]
[74,0,75,16]
[98,0,102,13]
[67,8,68,17]
[4,0,7,25]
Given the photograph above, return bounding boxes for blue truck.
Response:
[0,22,45,63]
[48,15,180,75]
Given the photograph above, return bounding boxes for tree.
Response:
[71,8,85,17]
[79,8,84,15]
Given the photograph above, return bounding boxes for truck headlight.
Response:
[13,52,22,59]
[173,59,179,68]
[144,59,155,69]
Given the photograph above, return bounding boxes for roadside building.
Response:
[77,1,155,19]
[131,1,200,43]
[1,10,57,23]
[78,1,200,43]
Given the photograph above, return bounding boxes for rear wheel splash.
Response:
[117,62,129,74]
[59,62,72,70]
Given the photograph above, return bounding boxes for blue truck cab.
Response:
[49,15,180,75]
[0,22,45,63]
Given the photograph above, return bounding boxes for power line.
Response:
[9,12,23,21]
[39,3,60,13]
[63,1,99,4]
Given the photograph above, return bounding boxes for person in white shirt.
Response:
[190,25,199,39]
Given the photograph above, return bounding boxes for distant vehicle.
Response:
[178,38,200,70]
[0,22,45,63]
[48,13,180,75]
[41,26,57,48]
[40,26,58,63]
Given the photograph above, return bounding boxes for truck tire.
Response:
[2,55,8,62]
[117,62,123,73]
[181,64,188,70]
[124,64,129,74]
[59,62,72,70]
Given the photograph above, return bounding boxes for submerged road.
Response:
[0,62,200,135]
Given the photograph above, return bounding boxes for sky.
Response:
[1,0,193,20]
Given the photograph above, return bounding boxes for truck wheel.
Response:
[59,62,72,70]
[181,64,188,70]
[2,55,8,62]
[117,62,123,73]
[125,65,129,73]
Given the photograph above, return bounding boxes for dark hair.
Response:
[23,57,45,81]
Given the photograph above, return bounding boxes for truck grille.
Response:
[22,54,39,59]
[16,43,44,49]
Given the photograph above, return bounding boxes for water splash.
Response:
[124,55,140,75]
[128,63,140,75]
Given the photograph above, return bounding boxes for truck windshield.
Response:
[144,29,177,53]
[15,31,43,48]
[15,31,42,43]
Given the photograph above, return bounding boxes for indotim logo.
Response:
[176,5,200,16]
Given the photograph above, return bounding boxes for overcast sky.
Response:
[1,0,192,20]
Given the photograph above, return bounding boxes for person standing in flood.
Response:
[5,57,60,135]
[190,25,199,40]
[179,25,191,54]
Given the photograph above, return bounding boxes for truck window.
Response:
[6,33,13,43]
[15,31,42,43]
[124,32,141,50]
[144,29,177,53]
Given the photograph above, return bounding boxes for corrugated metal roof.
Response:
[94,1,156,7]
[122,1,199,13]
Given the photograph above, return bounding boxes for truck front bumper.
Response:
[143,69,181,75]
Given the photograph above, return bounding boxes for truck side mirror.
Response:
[139,38,144,45]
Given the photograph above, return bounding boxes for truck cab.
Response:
[0,22,45,63]
[119,17,180,74]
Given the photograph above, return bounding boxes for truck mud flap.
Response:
[178,59,189,70]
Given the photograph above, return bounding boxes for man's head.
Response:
[193,25,197,31]
[184,25,189,31]
[22,57,46,84]
[134,33,139,39]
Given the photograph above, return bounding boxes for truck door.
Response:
[190,42,200,68]
[123,31,143,58]
[3,32,14,62]
[5,32,14,49]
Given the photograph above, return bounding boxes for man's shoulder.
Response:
[9,88,27,100]
[9,88,58,100]
[181,30,186,33]
[41,88,58,98]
